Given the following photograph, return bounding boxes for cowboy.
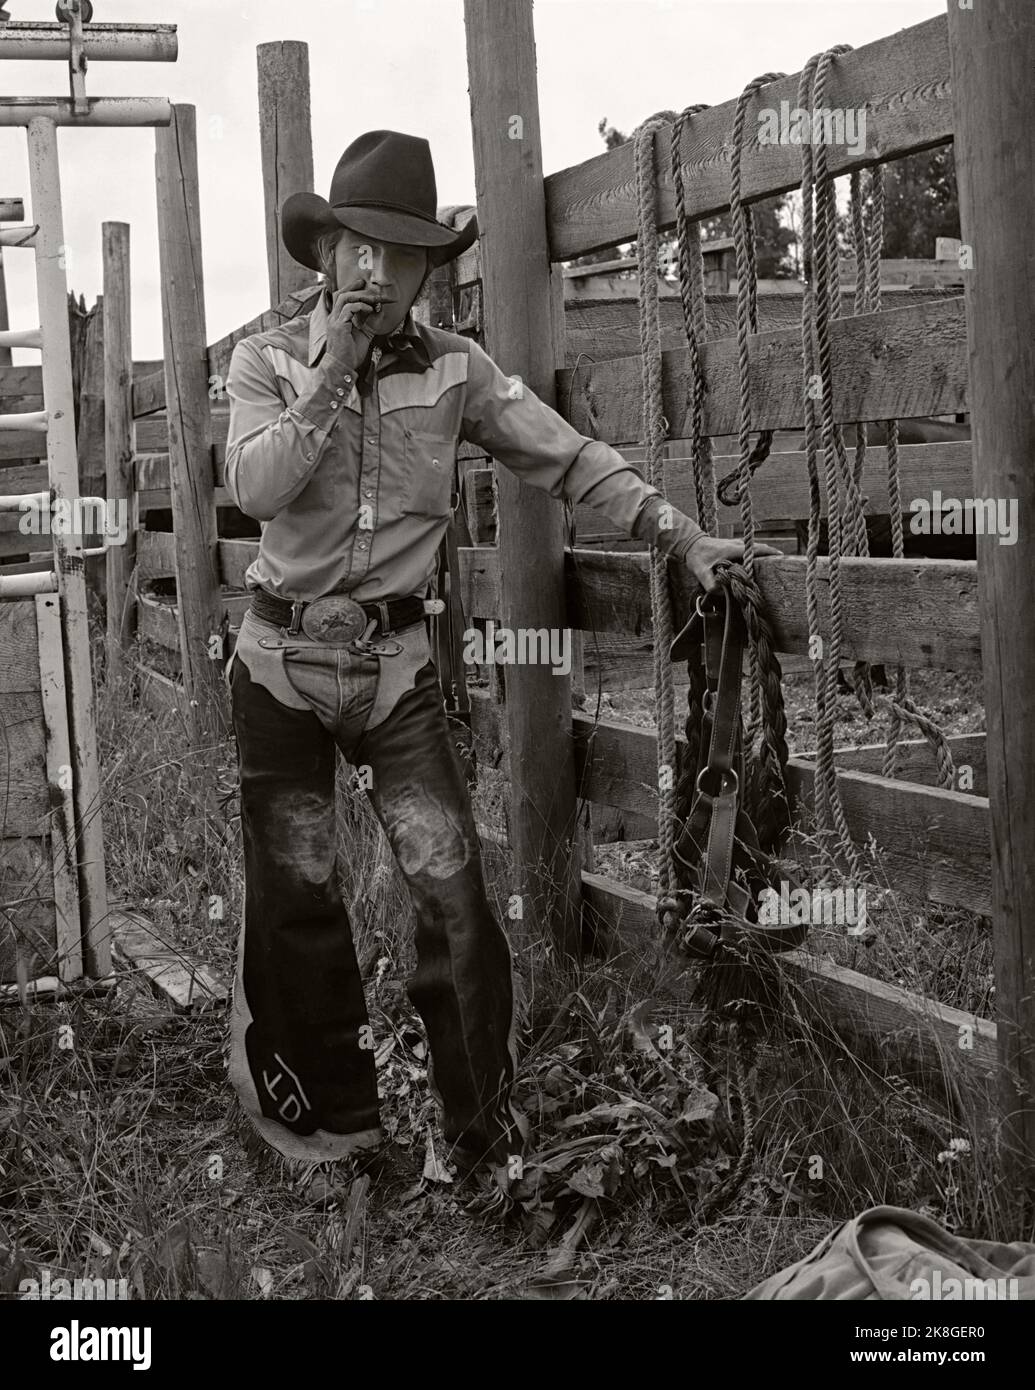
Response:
[222,129,768,1194]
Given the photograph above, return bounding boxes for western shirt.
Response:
[224,288,706,603]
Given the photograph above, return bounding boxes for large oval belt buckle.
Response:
[300,595,368,644]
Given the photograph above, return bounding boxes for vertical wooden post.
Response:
[948,0,1035,1195]
[155,104,227,743]
[27,116,109,977]
[464,0,582,957]
[257,41,315,308]
[75,296,106,608]
[103,221,135,664]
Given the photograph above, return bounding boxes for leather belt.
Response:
[250,588,427,647]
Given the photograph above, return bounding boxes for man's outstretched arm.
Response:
[460,339,773,591]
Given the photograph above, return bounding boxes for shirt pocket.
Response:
[401,427,455,519]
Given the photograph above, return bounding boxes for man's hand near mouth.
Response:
[325,275,385,374]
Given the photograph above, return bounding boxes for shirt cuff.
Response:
[291,351,356,428]
[632,494,707,559]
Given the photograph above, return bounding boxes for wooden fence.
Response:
[4,9,1027,1172]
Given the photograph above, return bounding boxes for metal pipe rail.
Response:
[0,22,177,63]
[0,328,42,349]
[0,225,38,247]
[0,97,172,126]
[0,409,47,430]
[0,570,58,598]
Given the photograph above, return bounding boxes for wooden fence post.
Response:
[103,221,135,663]
[464,0,582,958]
[257,41,315,308]
[75,296,106,609]
[155,104,227,743]
[947,0,1035,1196]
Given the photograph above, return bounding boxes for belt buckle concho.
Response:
[297,594,403,656]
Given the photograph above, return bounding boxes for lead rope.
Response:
[633,113,680,898]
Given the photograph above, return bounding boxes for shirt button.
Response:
[358,541,368,550]
[306,452,315,461]
[432,458,440,467]
[330,401,338,410]
[336,388,345,397]
[364,490,373,499]
[367,437,376,445]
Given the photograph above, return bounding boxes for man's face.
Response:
[332,231,428,336]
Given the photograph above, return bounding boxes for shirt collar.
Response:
[307,289,430,372]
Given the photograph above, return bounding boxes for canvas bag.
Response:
[743,1205,1035,1300]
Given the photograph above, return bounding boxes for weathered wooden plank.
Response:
[111,906,226,1011]
[0,433,46,461]
[35,592,83,980]
[563,288,958,364]
[0,835,57,984]
[218,537,256,589]
[580,872,996,1078]
[137,528,177,579]
[788,760,990,916]
[460,548,980,670]
[560,298,968,443]
[546,15,952,259]
[462,442,975,537]
[468,692,990,915]
[0,687,50,831]
[137,592,180,652]
[136,486,233,514]
[1,359,161,402]
[134,449,220,491]
[822,733,986,795]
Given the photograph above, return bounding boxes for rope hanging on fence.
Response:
[797,51,955,805]
[633,111,680,898]
[670,104,719,538]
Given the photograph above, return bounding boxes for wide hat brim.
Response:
[281,192,478,273]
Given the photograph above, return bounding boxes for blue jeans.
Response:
[225,610,525,1169]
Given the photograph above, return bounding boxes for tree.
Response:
[879,146,959,258]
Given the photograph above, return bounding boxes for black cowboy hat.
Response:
[281,130,478,272]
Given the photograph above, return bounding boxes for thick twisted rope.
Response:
[671,104,718,537]
[799,45,863,877]
[730,72,784,744]
[634,114,680,896]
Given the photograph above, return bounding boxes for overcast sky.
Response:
[1,0,941,362]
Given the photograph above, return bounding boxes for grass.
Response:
[0,632,1028,1301]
